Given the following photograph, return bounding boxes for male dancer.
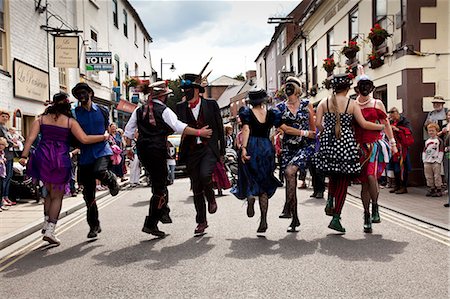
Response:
[176,73,225,234]
[124,81,212,237]
[72,82,120,238]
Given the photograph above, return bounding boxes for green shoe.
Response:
[364,212,372,233]
[371,203,381,223]
[324,196,334,216]
[328,214,346,233]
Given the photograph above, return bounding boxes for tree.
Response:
[233,73,245,81]
[166,79,184,111]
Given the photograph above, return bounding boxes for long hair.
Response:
[329,92,341,139]
[43,92,73,119]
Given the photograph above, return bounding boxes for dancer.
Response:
[124,80,212,237]
[314,74,385,233]
[19,92,109,245]
[176,73,225,235]
[72,82,120,239]
[232,89,283,233]
[353,68,397,233]
[276,77,316,232]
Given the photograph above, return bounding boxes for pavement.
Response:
[0,175,448,251]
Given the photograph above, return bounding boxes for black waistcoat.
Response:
[184,106,207,148]
[136,101,174,150]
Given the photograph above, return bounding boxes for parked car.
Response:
[167,134,187,174]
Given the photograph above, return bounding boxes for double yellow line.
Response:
[0,191,128,272]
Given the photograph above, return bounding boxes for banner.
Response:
[86,51,113,71]
[54,36,79,68]
[13,59,49,103]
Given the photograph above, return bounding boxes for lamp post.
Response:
[160,58,176,80]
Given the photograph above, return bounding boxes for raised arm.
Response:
[70,119,109,144]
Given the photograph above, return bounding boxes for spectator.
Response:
[0,110,15,206]
[424,95,448,139]
[0,137,7,211]
[225,125,234,149]
[7,127,24,152]
[166,140,176,186]
[388,107,413,194]
[108,123,125,181]
[423,123,444,197]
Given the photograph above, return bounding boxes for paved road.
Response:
[0,178,448,298]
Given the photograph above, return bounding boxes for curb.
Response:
[0,180,131,251]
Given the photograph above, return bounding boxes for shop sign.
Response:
[54,36,79,68]
[85,51,113,71]
[13,59,50,102]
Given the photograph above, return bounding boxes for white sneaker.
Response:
[1,205,9,210]
[43,222,61,245]
[41,216,49,234]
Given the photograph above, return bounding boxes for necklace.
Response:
[356,97,372,106]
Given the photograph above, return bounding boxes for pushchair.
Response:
[9,161,40,202]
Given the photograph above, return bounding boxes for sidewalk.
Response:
[0,178,133,250]
[347,184,449,230]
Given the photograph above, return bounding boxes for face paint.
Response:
[285,83,295,96]
[184,88,195,101]
[74,90,90,103]
[357,81,374,96]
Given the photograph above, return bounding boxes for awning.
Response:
[116,99,137,114]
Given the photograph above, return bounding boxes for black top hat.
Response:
[248,88,269,106]
[71,82,94,97]
[179,73,205,93]
[331,73,353,91]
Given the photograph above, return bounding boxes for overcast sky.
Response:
[130,0,299,81]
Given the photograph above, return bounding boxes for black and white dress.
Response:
[314,99,361,177]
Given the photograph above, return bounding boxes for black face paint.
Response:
[184,88,195,101]
[74,90,90,103]
[285,83,295,96]
[357,81,374,96]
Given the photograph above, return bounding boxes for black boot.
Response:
[103,171,120,196]
[142,216,165,237]
[364,212,372,233]
[371,203,381,223]
[287,205,300,233]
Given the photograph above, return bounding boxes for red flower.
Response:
[374,23,381,29]
[348,73,355,79]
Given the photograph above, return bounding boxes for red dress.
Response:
[354,101,390,182]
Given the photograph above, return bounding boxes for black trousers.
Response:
[186,146,217,224]
[138,148,169,228]
[310,164,325,193]
[78,156,115,228]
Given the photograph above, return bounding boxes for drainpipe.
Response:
[303,33,309,97]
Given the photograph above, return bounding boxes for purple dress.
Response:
[28,120,71,189]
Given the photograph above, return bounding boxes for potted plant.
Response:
[322,79,332,90]
[322,57,336,74]
[341,41,360,59]
[368,23,391,47]
[123,76,139,87]
[368,51,384,69]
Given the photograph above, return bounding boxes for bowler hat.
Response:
[248,88,269,106]
[72,82,94,97]
[179,73,205,93]
[432,95,446,104]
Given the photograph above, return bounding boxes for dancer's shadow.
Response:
[181,195,194,205]
[317,234,409,262]
[277,233,319,260]
[93,236,214,271]
[2,241,103,278]
[225,237,279,259]
[131,200,149,207]
[301,197,326,207]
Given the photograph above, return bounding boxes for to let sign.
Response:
[54,36,79,68]
[13,59,50,103]
[86,51,113,71]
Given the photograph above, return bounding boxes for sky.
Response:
[129,0,299,81]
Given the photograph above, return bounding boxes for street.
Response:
[0,177,448,298]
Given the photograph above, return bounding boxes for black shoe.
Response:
[364,212,372,233]
[287,217,300,233]
[142,226,166,237]
[315,192,324,199]
[310,192,317,198]
[160,213,172,224]
[87,225,102,238]
[444,203,449,208]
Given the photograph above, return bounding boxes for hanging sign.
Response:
[13,59,50,103]
[54,36,80,68]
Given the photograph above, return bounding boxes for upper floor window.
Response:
[134,62,138,76]
[134,24,138,46]
[297,44,303,75]
[112,0,118,28]
[349,8,359,41]
[90,29,98,51]
[123,10,128,37]
[327,29,334,58]
[289,52,294,72]
[0,0,7,71]
[259,62,262,78]
[312,43,318,86]
[373,0,388,30]
[143,38,146,57]
[124,62,129,77]
[114,54,120,87]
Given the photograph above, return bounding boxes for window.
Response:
[114,54,120,87]
[124,62,129,77]
[90,29,98,51]
[259,62,262,78]
[373,0,387,26]
[112,0,118,28]
[134,24,138,46]
[0,0,7,70]
[312,43,317,86]
[349,8,359,41]
[58,68,67,91]
[373,85,388,108]
[327,29,334,58]
[297,44,303,75]
[143,38,146,57]
[134,62,138,76]
[13,109,22,136]
[289,52,294,72]
[123,9,127,37]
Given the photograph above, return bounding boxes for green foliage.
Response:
[233,73,245,81]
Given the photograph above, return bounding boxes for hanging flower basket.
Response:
[368,24,391,47]
[368,51,384,69]
[322,79,332,90]
[322,58,336,73]
[341,41,360,59]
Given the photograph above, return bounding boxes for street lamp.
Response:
[160,58,176,80]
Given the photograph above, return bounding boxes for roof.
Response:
[123,0,153,42]
[254,46,269,62]
[209,75,243,86]
[217,84,242,109]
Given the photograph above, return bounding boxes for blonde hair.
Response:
[0,137,7,147]
[426,122,440,132]
[330,93,342,139]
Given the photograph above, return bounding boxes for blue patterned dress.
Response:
[276,99,315,171]
[231,108,283,199]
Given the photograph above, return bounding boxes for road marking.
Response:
[346,197,450,247]
[0,191,128,272]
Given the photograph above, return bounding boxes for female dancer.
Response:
[276,76,316,232]
[231,89,283,233]
[20,92,109,245]
[353,69,397,233]
[315,74,385,233]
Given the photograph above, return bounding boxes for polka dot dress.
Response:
[314,112,361,177]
